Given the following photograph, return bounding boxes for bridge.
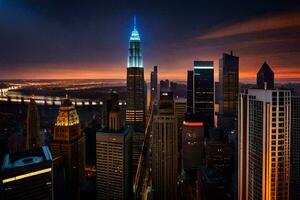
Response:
[0,95,126,107]
[0,86,127,107]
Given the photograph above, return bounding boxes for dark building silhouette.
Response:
[197,166,227,200]
[125,17,145,178]
[218,52,239,131]
[150,66,158,102]
[256,62,274,89]
[51,99,85,200]
[101,90,119,128]
[187,61,214,129]
[187,70,194,113]
[1,146,53,200]
[152,92,178,200]
[291,96,300,200]
[25,98,41,150]
[182,114,205,172]
[160,79,170,92]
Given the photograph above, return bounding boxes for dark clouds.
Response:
[0,0,299,80]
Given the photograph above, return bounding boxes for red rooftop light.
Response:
[183,121,204,127]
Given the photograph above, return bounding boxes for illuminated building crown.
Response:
[127,16,143,68]
[55,99,80,126]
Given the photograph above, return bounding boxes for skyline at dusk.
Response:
[0,0,300,82]
[1,1,300,200]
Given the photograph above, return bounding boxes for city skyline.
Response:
[0,1,300,200]
[0,1,299,82]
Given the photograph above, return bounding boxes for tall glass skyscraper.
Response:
[187,61,214,129]
[218,52,239,131]
[126,17,146,178]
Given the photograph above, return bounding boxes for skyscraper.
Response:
[96,94,132,200]
[1,146,53,200]
[257,62,275,89]
[218,51,239,131]
[290,96,300,200]
[238,89,291,200]
[126,17,145,178]
[50,99,85,200]
[25,98,41,150]
[187,61,214,129]
[150,66,158,102]
[182,114,205,172]
[152,92,178,200]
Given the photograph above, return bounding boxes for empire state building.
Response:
[126,17,146,177]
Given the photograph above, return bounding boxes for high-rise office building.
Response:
[1,146,52,200]
[290,96,300,200]
[238,89,291,200]
[51,99,85,200]
[126,17,145,178]
[257,62,274,89]
[182,114,205,172]
[25,98,41,150]
[205,128,232,171]
[218,52,239,131]
[96,95,132,200]
[150,66,158,102]
[152,92,178,200]
[187,61,214,129]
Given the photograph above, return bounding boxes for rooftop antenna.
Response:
[134,16,136,29]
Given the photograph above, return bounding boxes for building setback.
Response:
[96,91,132,200]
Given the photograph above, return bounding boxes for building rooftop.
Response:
[97,126,130,136]
[2,146,52,171]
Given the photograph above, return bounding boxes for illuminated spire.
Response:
[127,16,143,68]
[130,16,140,41]
[134,16,136,29]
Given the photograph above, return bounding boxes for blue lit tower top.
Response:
[127,16,143,68]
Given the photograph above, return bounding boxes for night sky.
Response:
[0,0,300,82]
